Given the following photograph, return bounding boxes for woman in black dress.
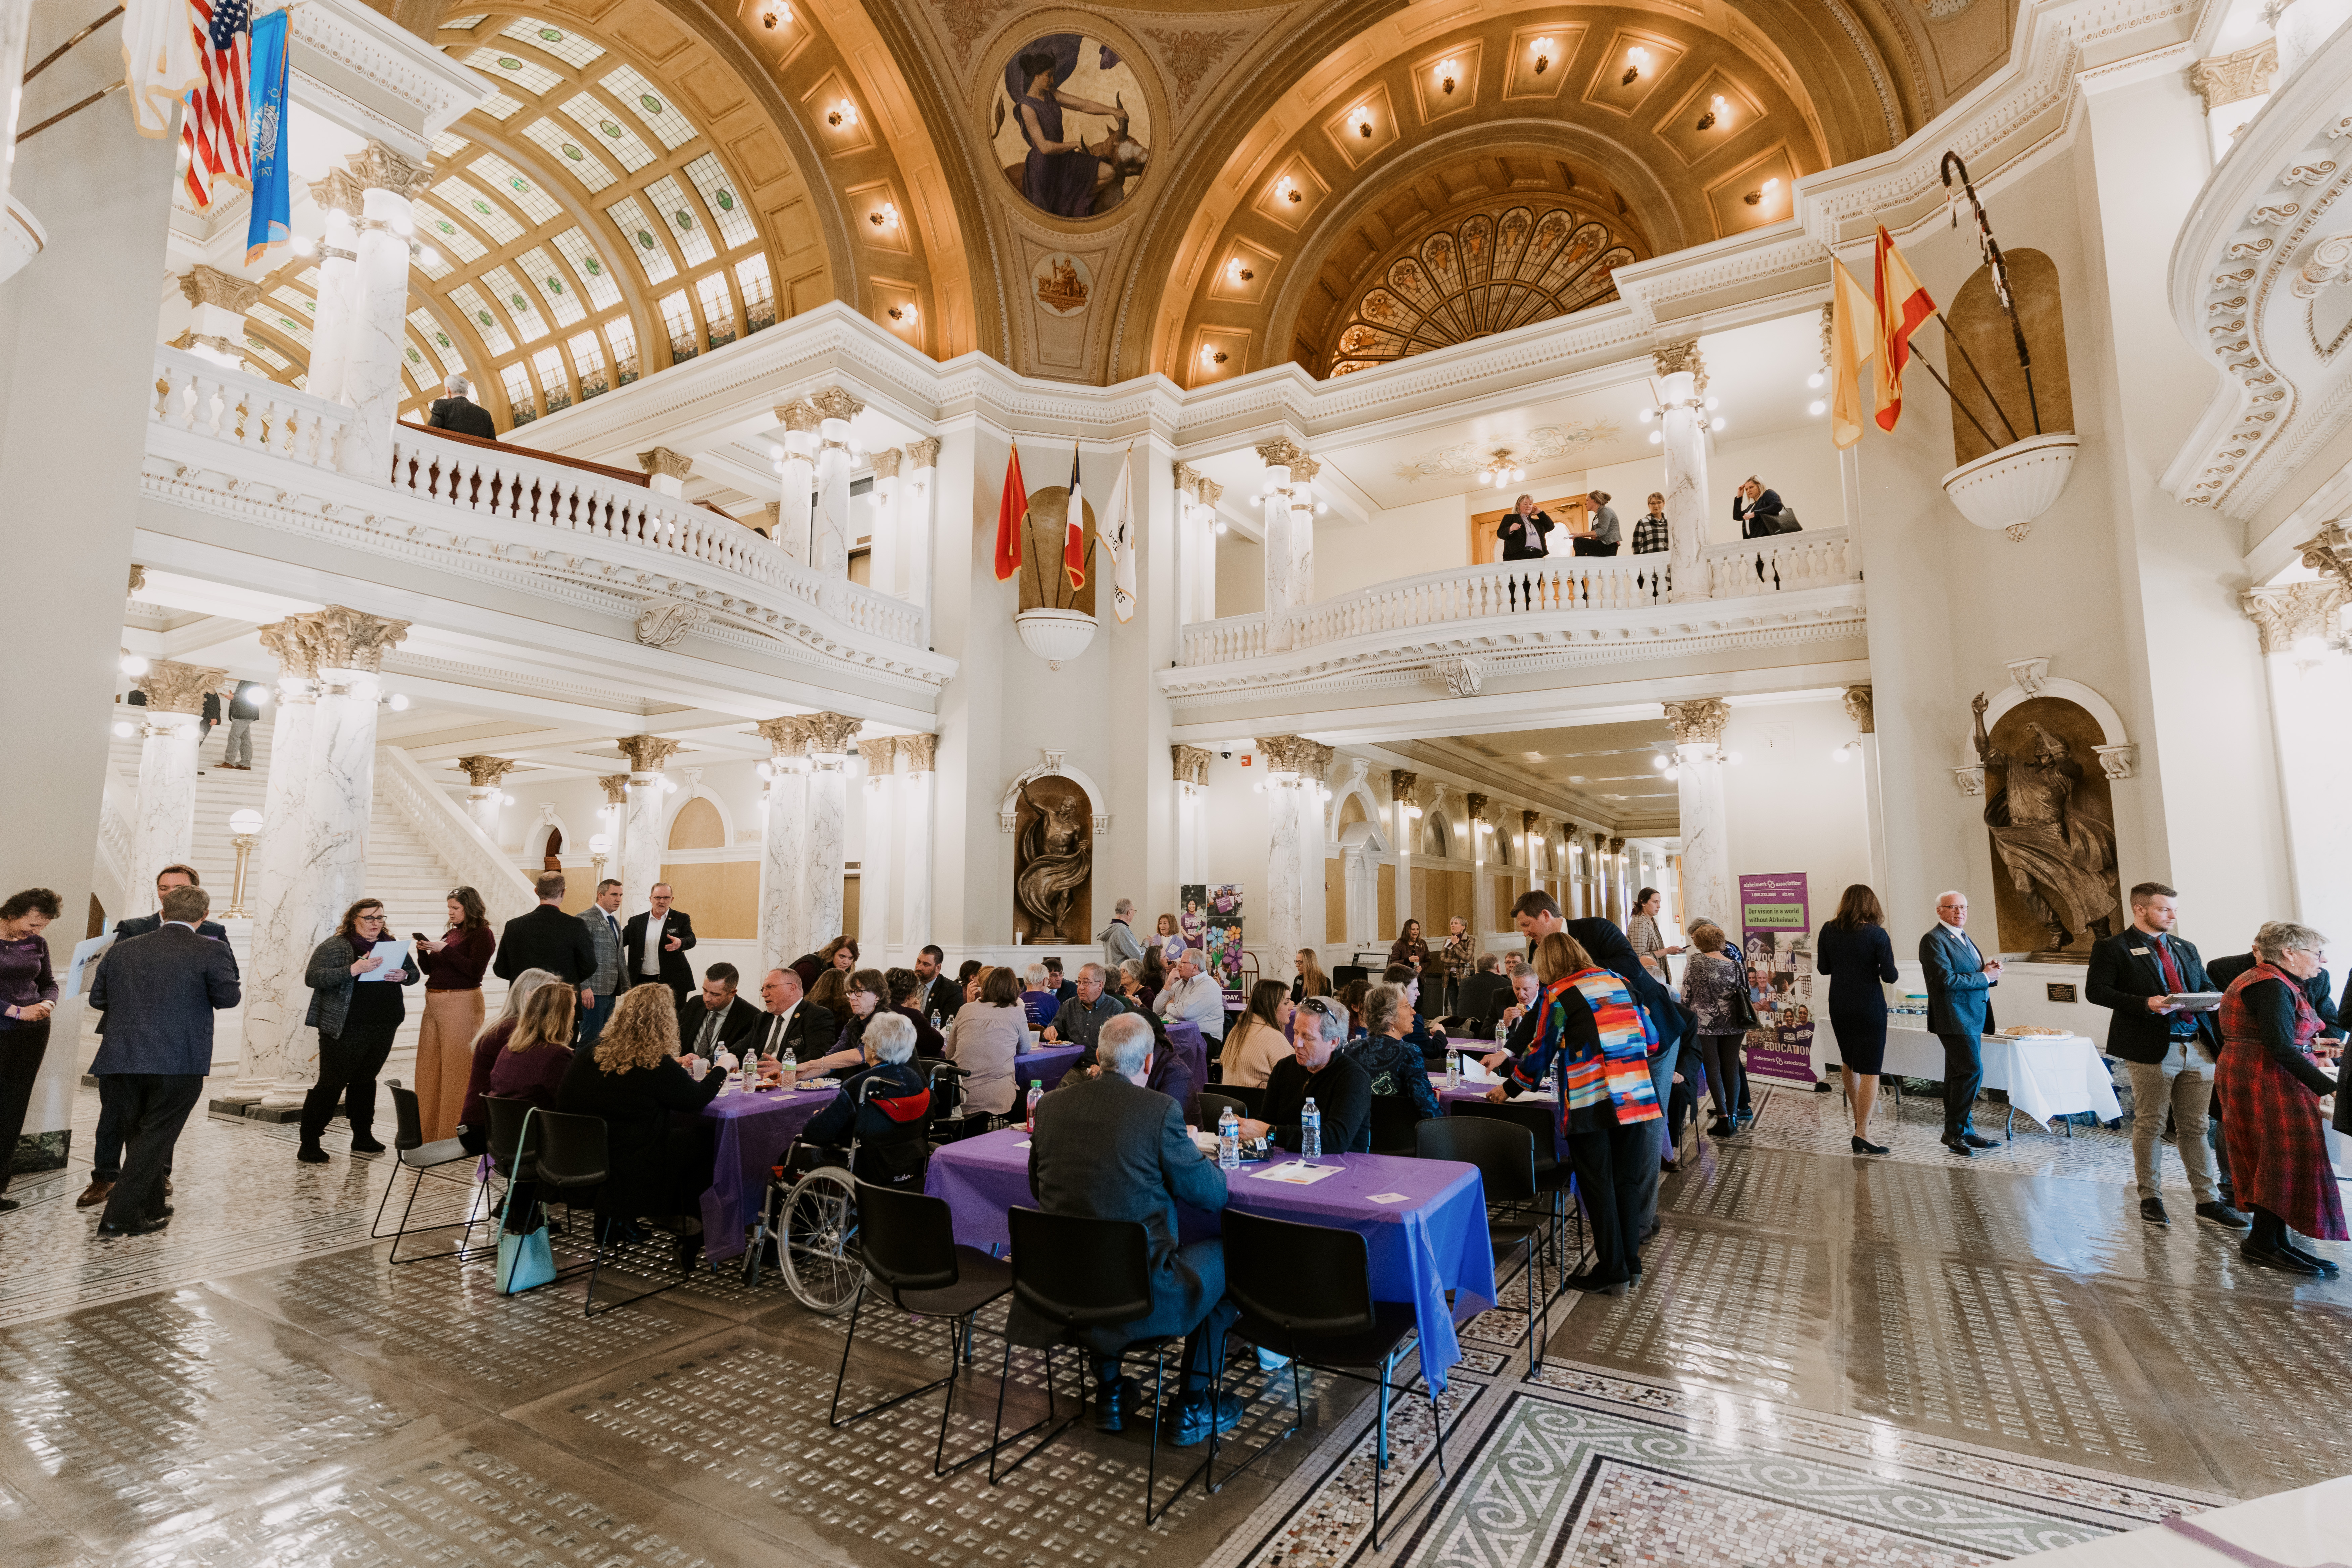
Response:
[1816,883,1900,1154]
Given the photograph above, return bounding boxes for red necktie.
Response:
[2155,937,2184,995]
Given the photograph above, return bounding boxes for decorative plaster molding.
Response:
[1253,437,1312,476]
[1842,684,1875,733]
[2241,578,2347,652]
[179,265,261,313]
[808,385,866,423]
[1255,734,1333,780]
[858,737,898,775]
[1434,655,1483,697]
[632,596,708,650]
[1172,743,1213,785]
[347,139,431,199]
[1662,697,1731,747]
[906,436,942,470]
[257,617,320,678]
[616,735,682,773]
[1173,461,1204,498]
[289,0,490,145]
[128,564,147,595]
[803,712,864,756]
[1652,339,1707,393]
[1388,768,1418,804]
[2093,743,2140,780]
[2189,40,2279,113]
[307,168,366,220]
[869,447,903,480]
[2004,655,2052,697]
[998,749,1112,835]
[636,446,693,481]
[899,733,938,774]
[139,658,229,716]
[306,605,410,673]
[455,754,518,788]
[757,716,813,757]
[775,399,823,434]
[2300,518,2352,594]
[596,773,632,804]
[1465,792,1490,825]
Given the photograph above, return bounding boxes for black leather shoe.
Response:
[0,1197,18,1212]
[1941,1135,1973,1157]
[1565,1270,1631,1296]
[296,1141,329,1164]
[1167,1391,1244,1447]
[147,1206,174,1220]
[1851,1136,1888,1155]
[2240,1241,2325,1276]
[2280,1241,2341,1275]
[1092,1375,1140,1433]
[2195,1200,2251,1229]
[1707,1118,1736,1139]
[1961,1133,1999,1149]
[96,1216,169,1237]
[348,1135,387,1155]
[2140,1197,2169,1224]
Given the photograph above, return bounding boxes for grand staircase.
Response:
[96,716,520,1082]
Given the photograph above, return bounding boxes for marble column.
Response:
[811,385,864,575]
[803,712,862,949]
[591,775,629,886]
[303,177,362,407]
[2244,580,2352,945]
[756,717,811,975]
[455,754,516,841]
[1843,685,1890,897]
[1467,793,1494,938]
[1257,735,1330,980]
[1390,770,1418,938]
[177,266,261,372]
[637,446,691,499]
[858,737,898,963]
[898,734,937,956]
[773,400,820,565]
[1665,697,1731,929]
[904,438,941,635]
[1255,439,1313,650]
[264,606,411,1109]
[1174,746,1213,886]
[229,623,322,1101]
[1655,340,1712,601]
[616,735,681,919]
[126,660,226,899]
[1193,475,1222,624]
[341,144,430,481]
[869,449,903,602]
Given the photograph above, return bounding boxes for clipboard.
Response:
[355,939,411,980]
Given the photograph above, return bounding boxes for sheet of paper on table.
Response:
[1367,1191,1411,1205]
[1254,1160,1343,1186]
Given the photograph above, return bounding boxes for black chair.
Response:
[483,1094,536,1190]
[993,1206,1204,1523]
[1367,1095,1424,1157]
[372,1082,486,1264]
[527,1108,683,1317]
[1195,1091,1251,1128]
[1213,1209,1446,1548]
[1333,965,1371,989]
[1220,1083,1267,1117]
[1450,1099,1579,1265]
[1415,1117,1548,1376]
[832,1181,1037,1474]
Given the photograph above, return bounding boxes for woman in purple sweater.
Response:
[0,888,61,1213]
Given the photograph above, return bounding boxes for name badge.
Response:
[2129,947,2149,957]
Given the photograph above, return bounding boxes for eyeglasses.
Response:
[1298,996,1340,1017]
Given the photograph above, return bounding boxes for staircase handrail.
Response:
[375,745,537,926]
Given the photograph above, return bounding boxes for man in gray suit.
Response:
[1920,890,2002,1157]
[578,877,629,1043]
[87,885,242,1236]
[1021,1015,1240,1447]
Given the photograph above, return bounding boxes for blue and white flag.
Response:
[244,6,291,263]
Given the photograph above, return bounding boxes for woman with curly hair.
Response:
[298,897,418,1165]
[557,982,724,1265]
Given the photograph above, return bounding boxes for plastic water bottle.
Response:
[1444,1050,1460,1090]
[1218,1106,1241,1170]
[1026,1079,1045,1134]
[714,1047,739,1091]
[1301,1097,1322,1160]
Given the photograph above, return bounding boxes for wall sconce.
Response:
[888,303,918,325]
[1199,344,1227,368]
[1622,47,1648,86]
[1743,176,1780,207]
[760,2,790,28]
[1531,38,1553,74]
[870,201,898,228]
[1350,104,1374,138]
[1697,94,1728,131]
[828,99,858,128]
[1274,174,1301,204]
[1226,257,1253,283]
[1435,58,1459,94]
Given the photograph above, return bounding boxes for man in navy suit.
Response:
[79,864,233,1210]
[87,884,242,1235]
[1920,890,2001,1156]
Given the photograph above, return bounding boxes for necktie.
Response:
[2154,935,2184,994]
[697,1008,721,1055]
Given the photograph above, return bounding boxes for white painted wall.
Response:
[1719,698,1874,933]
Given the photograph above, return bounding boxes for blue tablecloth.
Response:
[698,1083,834,1262]
[1013,1043,1085,1093]
[924,1128,1497,1390]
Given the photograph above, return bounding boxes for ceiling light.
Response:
[1226,257,1253,284]
[1711,415,1725,431]
[1807,370,1825,389]
[1200,343,1227,369]
[417,245,442,267]
[1350,105,1374,138]
[119,653,147,677]
[289,234,314,256]
[1214,520,1228,534]
[250,687,268,706]
[761,2,790,28]
[1622,47,1648,86]
[1638,407,1654,423]
[1704,395,1719,410]
[1808,399,1826,416]
[829,99,859,128]
[111,720,134,738]
[889,302,918,325]
[1531,38,1553,75]
[1652,754,1669,770]
[1664,765,1680,781]
[1649,430,1662,444]
[389,693,410,710]
[1744,177,1781,208]
[1315,501,1328,514]
[870,201,898,228]
[389,212,413,237]
[1274,174,1301,205]
[1436,58,1459,94]
[769,443,784,459]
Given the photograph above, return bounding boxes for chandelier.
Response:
[1481,449,1528,488]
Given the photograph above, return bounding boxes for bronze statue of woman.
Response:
[1015,782,1090,940]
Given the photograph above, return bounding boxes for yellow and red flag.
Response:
[1829,258,1877,450]
[1872,225,1935,432]
[993,440,1027,582]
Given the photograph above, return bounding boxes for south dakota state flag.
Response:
[244,6,291,264]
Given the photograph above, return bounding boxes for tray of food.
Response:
[1999,1025,2072,1038]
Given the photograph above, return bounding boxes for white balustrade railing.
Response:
[1179,530,1856,665]
[152,344,353,469]
[376,745,538,927]
[95,759,137,909]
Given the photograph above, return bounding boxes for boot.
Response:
[297,1090,336,1163]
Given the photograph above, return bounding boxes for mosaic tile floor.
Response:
[1,1084,2344,1568]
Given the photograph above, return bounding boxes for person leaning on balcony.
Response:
[1574,491,1622,556]
[427,374,497,440]
[1496,494,1554,560]
[1631,493,1672,555]
[1732,477,1791,538]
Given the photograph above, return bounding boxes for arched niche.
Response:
[1973,694,2124,961]
[1016,488,1099,615]
[1421,808,1453,860]
[667,794,727,850]
[1947,248,2074,468]
[1000,750,1108,944]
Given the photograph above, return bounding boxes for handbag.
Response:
[1724,962,1763,1033]
[494,1108,556,1294]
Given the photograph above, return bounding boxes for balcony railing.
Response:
[1178,530,1858,666]
[146,348,941,670]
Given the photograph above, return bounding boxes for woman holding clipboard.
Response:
[297,897,417,1165]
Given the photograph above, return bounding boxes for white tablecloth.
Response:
[1884,1023,2122,1128]
[2019,1474,2352,1564]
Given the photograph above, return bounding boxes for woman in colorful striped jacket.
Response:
[1487,930,1662,1294]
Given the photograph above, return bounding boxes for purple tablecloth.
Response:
[1163,1020,1209,1093]
[1013,1044,1085,1093]
[698,1084,833,1262]
[923,1127,1497,1390]
[1435,1076,1568,1161]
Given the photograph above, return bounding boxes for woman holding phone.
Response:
[413,886,495,1143]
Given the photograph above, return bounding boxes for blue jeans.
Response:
[578,990,616,1046]
[1629,1044,1681,1240]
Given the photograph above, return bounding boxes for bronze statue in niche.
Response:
[1014,778,1093,942]
[1972,693,2120,960]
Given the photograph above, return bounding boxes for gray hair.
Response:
[1097,1013,1153,1077]
[1024,963,1049,989]
[444,374,469,395]
[1934,889,1966,907]
[2254,921,2328,964]
[1119,959,1143,982]
[865,1011,916,1063]
[1078,962,1106,984]
[1114,898,1134,917]
[1364,981,1409,1037]
[1182,947,1208,968]
[1296,993,1349,1045]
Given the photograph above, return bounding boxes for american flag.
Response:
[179,0,252,209]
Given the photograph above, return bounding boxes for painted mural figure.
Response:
[993,36,1150,218]
[1972,693,2119,952]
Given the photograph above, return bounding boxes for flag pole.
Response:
[1940,152,2043,436]
[1933,312,2021,447]
[1914,353,2003,452]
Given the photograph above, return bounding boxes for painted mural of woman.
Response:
[993,36,1150,219]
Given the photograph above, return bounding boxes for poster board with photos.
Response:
[1181,882,1247,1006]
[1738,872,1817,1084]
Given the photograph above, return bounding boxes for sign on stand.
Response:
[1738,873,1817,1084]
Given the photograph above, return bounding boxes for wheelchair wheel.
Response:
[780,1166,864,1314]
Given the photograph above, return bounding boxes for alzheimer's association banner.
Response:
[1738,873,1817,1084]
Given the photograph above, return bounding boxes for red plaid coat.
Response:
[2218,965,2346,1241]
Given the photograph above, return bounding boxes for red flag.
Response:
[1062,441,1086,591]
[1872,225,1935,432]
[993,441,1028,582]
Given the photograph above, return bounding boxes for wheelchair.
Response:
[743,1059,978,1312]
